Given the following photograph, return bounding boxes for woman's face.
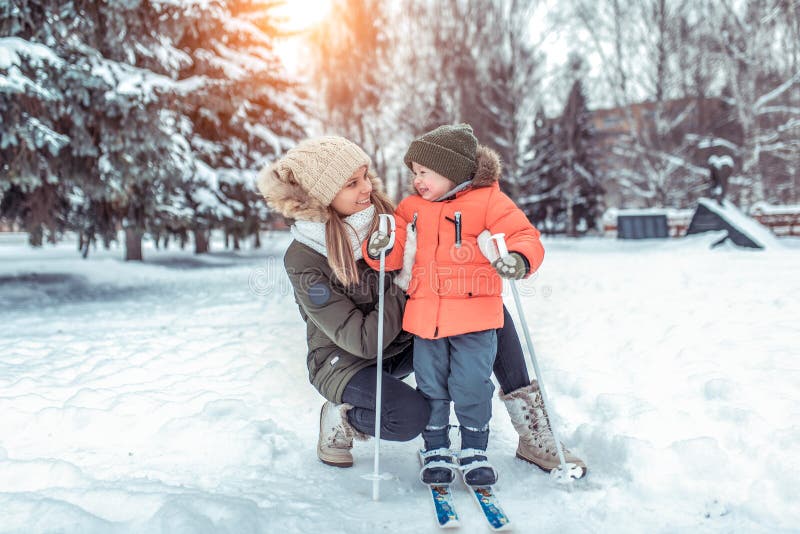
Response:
[411,162,456,201]
[330,165,373,216]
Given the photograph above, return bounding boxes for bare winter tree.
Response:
[702,0,800,205]
[393,0,545,197]
[558,0,799,208]
[564,0,714,208]
[307,0,397,184]
[307,0,546,202]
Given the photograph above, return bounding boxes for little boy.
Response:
[363,124,544,486]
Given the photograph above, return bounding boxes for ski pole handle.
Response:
[490,233,509,259]
[377,213,396,251]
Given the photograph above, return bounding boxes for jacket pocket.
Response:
[436,264,502,298]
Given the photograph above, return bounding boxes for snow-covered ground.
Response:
[1,232,798,533]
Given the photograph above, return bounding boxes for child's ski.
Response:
[427,484,460,528]
[419,449,460,528]
[463,484,512,531]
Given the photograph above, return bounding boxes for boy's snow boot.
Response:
[459,448,498,486]
[317,401,367,468]
[500,381,587,476]
[419,448,459,485]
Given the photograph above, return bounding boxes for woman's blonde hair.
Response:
[325,171,395,286]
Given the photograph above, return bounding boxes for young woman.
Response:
[257,135,586,475]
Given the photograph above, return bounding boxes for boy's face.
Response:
[411,162,456,201]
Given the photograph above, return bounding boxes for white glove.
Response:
[477,230,499,262]
[393,222,417,291]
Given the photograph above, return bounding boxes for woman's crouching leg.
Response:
[342,365,430,441]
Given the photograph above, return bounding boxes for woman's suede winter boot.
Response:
[317,401,367,467]
[500,381,587,476]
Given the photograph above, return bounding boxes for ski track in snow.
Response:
[0,232,798,533]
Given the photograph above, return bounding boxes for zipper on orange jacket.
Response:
[432,202,444,339]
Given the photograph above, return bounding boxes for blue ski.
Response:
[427,484,460,528]
[464,484,512,531]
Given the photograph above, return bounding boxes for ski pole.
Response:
[362,214,396,500]
[490,233,583,483]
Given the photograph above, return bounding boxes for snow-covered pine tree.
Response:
[3,0,307,257]
[518,107,562,235]
[169,0,307,252]
[92,1,198,261]
[1,0,196,259]
[1,1,74,246]
[557,78,604,236]
[562,0,701,209]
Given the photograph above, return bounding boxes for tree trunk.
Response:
[253,230,261,249]
[29,226,43,247]
[194,229,209,254]
[125,228,143,261]
[233,233,240,251]
[80,234,91,259]
[565,180,579,237]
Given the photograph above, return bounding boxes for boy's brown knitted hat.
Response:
[403,124,478,185]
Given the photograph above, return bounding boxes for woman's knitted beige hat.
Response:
[258,136,372,221]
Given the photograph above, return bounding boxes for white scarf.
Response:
[291,205,376,260]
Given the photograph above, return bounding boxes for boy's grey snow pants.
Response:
[413,329,497,448]
[342,307,529,442]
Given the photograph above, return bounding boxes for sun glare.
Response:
[273,0,334,33]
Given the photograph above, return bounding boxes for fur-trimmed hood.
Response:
[257,163,385,223]
[257,163,328,223]
[471,145,503,188]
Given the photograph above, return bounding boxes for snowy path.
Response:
[0,233,798,533]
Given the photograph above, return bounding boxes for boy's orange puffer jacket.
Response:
[363,146,544,339]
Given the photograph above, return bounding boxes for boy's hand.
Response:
[368,230,392,258]
[492,253,527,279]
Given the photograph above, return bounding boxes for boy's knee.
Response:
[449,378,494,406]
